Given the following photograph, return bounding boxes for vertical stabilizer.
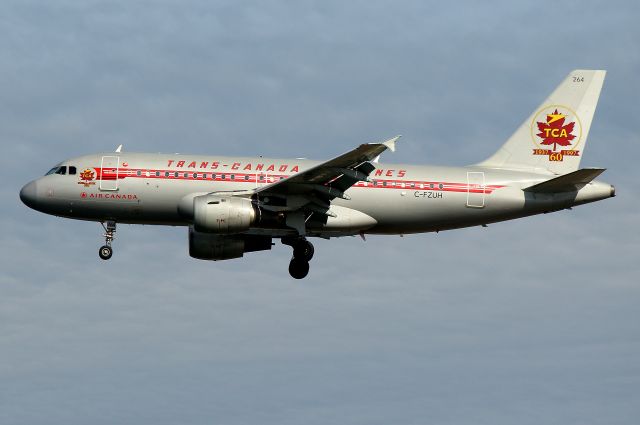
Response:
[479,70,606,174]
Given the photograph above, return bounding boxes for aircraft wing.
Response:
[254,135,400,215]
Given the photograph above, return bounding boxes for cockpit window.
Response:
[45,166,70,175]
[69,166,77,175]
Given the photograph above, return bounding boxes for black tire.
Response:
[293,241,314,261]
[289,258,310,279]
[99,245,113,260]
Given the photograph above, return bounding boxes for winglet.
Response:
[115,144,123,153]
[382,135,401,152]
[373,135,401,162]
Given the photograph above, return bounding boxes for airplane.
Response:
[20,70,614,279]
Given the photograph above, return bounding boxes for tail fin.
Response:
[479,70,606,174]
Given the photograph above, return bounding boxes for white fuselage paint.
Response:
[22,152,614,237]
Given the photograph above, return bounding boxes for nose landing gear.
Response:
[283,237,314,279]
[98,220,116,260]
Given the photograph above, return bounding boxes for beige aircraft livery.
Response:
[20,70,614,278]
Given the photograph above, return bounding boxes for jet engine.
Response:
[191,195,257,233]
[189,227,272,260]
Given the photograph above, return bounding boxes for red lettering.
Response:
[560,150,580,157]
[266,164,275,172]
[210,162,219,170]
[200,162,209,168]
[167,160,174,167]
[374,169,383,177]
[187,161,196,168]
[256,164,264,171]
[176,160,185,168]
[290,165,299,173]
[533,149,552,155]
[232,162,240,170]
[243,164,252,170]
[386,170,394,177]
[279,165,287,172]
[398,170,406,178]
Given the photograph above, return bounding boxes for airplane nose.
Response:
[20,181,38,209]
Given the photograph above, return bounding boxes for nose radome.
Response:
[20,181,38,209]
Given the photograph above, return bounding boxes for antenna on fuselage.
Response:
[115,144,123,153]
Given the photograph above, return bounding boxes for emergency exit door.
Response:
[466,171,485,208]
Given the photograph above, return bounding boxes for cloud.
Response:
[1,1,639,424]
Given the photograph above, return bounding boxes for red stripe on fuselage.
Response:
[93,167,505,194]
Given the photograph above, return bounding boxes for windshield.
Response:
[45,165,68,176]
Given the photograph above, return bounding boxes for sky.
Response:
[1,1,639,424]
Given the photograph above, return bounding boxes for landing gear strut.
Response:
[283,237,314,279]
[99,220,116,260]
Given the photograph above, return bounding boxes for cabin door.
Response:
[99,156,120,191]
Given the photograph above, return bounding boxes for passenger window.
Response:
[68,166,77,175]
[136,170,141,176]
[230,174,235,180]
[155,171,160,177]
[244,175,249,181]
[174,172,179,178]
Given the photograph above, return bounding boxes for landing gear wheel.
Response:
[99,245,113,260]
[293,240,314,261]
[289,258,310,279]
[98,220,117,260]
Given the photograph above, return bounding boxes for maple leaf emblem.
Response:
[536,109,576,152]
[80,168,95,181]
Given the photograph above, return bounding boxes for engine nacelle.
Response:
[193,195,256,233]
[189,227,272,260]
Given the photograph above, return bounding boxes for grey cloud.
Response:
[1,1,639,424]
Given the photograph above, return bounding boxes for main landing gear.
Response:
[283,237,314,279]
[98,220,116,260]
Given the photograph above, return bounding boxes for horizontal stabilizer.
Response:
[523,168,606,193]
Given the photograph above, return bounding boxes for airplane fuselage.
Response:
[21,152,614,236]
